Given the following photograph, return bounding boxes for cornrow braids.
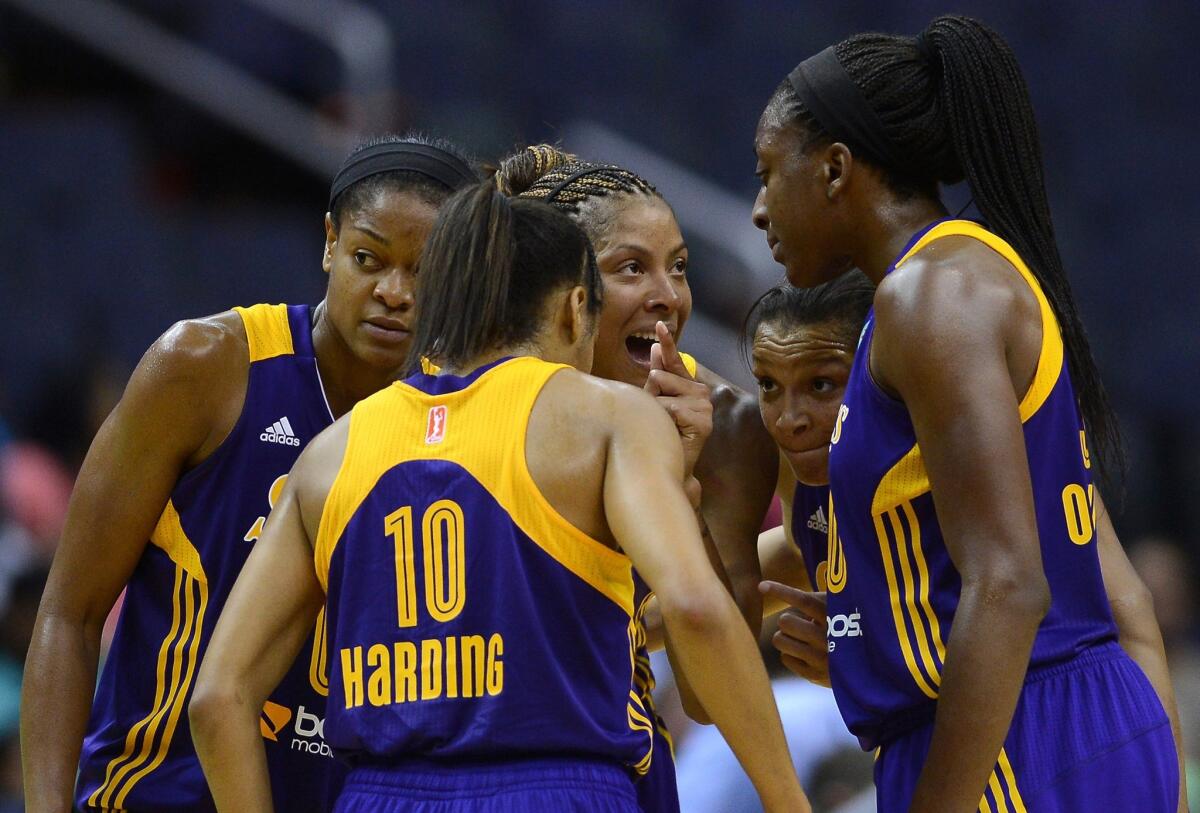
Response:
[492,145,663,245]
[771,15,1124,488]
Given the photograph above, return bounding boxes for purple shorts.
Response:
[874,642,1179,812]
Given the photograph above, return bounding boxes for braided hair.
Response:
[770,15,1124,487]
[492,145,662,244]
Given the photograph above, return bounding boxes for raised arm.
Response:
[21,318,245,813]
[188,420,346,812]
[872,253,1051,813]
[694,367,779,634]
[1096,495,1188,813]
[602,388,810,813]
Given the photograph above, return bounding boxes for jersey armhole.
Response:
[892,221,1065,422]
[514,368,635,616]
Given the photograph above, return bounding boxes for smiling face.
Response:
[752,318,856,485]
[588,195,693,387]
[322,187,439,372]
[752,102,854,288]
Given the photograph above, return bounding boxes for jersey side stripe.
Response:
[88,566,186,807]
[873,512,938,699]
[887,508,942,689]
[900,502,948,667]
[114,573,208,808]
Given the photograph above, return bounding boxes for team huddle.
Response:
[19,15,1187,813]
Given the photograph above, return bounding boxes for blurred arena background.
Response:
[0,1,1197,810]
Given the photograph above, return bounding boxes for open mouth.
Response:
[624,332,658,367]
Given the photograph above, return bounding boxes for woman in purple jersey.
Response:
[750,14,1185,812]
[21,135,476,812]
[744,276,872,671]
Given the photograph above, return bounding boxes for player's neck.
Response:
[311,307,406,418]
[441,344,538,377]
[854,196,949,284]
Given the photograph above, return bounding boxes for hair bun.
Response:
[493,145,577,196]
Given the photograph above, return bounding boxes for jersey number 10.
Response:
[384,500,467,628]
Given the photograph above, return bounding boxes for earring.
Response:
[826,187,835,201]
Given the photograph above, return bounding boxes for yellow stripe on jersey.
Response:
[234,303,294,362]
[314,356,635,615]
[872,508,939,699]
[979,751,1027,813]
[997,748,1028,811]
[89,519,208,809]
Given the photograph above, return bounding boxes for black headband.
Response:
[787,46,901,169]
[328,142,475,210]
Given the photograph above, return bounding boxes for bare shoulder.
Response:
[875,236,1037,346]
[543,367,668,424]
[140,310,249,391]
[120,310,251,462]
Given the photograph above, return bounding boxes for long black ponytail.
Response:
[772,15,1124,486]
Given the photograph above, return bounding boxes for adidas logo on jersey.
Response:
[807,506,829,534]
[261,416,300,446]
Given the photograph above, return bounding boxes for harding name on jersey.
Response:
[261,416,301,447]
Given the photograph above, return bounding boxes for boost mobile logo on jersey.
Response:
[426,405,447,444]
[827,609,863,652]
[259,701,292,741]
[260,701,333,758]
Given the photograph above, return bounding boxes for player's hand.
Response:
[644,321,712,476]
[760,580,830,688]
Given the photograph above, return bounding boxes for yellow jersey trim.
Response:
[234,303,294,362]
[148,500,207,583]
[314,356,635,616]
[873,221,1066,514]
[895,220,1064,421]
[89,507,208,808]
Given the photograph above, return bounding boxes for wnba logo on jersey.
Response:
[426,405,447,444]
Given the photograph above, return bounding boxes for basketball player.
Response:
[745,276,872,649]
[21,136,477,812]
[751,15,1184,811]
[492,145,775,812]
[188,182,810,813]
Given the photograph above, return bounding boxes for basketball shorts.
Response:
[874,642,1178,812]
[333,756,639,813]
